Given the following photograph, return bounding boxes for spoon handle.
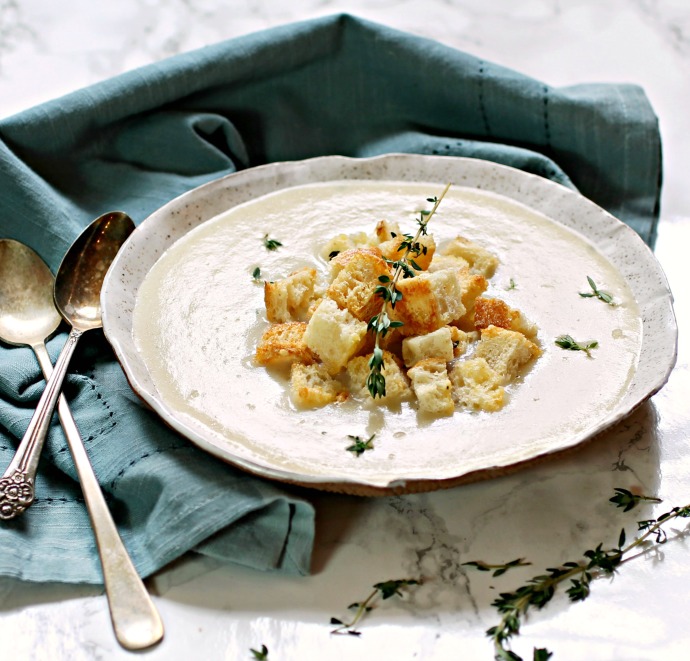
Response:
[32,340,164,650]
[0,327,83,519]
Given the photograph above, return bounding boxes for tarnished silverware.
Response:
[0,219,164,649]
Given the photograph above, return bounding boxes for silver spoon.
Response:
[0,213,134,517]
[0,219,164,649]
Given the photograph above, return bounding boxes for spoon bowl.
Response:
[55,212,135,331]
[0,239,61,346]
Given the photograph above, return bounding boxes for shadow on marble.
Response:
[147,401,664,632]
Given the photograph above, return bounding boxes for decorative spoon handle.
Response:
[31,340,164,650]
[0,327,83,519]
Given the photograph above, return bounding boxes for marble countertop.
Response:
[1,1,689,660]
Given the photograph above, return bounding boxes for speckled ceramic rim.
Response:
[101,154,677,496]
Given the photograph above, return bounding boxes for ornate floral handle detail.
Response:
[0,470,35,519]
[0,329,81,520]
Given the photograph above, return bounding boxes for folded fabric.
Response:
[0,14,662,584]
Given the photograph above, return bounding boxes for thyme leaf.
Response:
[250,644,269,660]
[367,183,451,398]
[263,234,282,251]
[346,433,375,457]
[462,558,531,578]
[252,266,262,281]
[554,334,598,357]
[579,276,615,305]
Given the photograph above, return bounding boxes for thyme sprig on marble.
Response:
[330,578,420,636]
[472,489,690,661]
[366,183,451,398]
[609,487,662,512]
[579,276,615,305]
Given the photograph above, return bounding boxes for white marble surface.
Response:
[1,1,689,660]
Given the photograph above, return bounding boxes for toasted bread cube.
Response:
[407,357,455,416]
[454,269,488,329]
[255,322,317,367]
[402,327,454,367]
[327,248,392,321]
[374,219,401,243]
[474,325,541,383]
[320,232,371,261]
[329,246,384,279]
[474,297,538,338]
[390,269,466,336]
[441,236,498,277]
[303,298,368,374]
[449,357,505,411]
[428,253,470,272]
[290,363,347,407]
[264,267,320,323]
[378,234,436,271]
[346,351,412,402]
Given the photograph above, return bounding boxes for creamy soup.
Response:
[132,181,642,485]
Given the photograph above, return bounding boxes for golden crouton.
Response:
[255,322,317,367]
[441,236,498,277]
[374,219,401,243]
[327,248,392,321]
[474,297,538,338]
[303,298,368,374]
[389,269,466,336]
[346,350,412,402]
[474,325,541,383]
[320,232,371,261]
[427,253,470,272]
[402,327,455,367]
[453,269,488,329]
[378,234,436,271]
[264,267,320,323]
[449,357,505,412]
[290,363,347,407]
[329,246,384,279]
[407,357,455,416]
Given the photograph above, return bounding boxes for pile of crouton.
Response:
[255,218,541,416]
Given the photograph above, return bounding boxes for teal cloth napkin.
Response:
[0,14,661,584]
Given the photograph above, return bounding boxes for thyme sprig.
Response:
[475,489,690,661]
[330,578,420,636]
[367,183,451,398]
[263,234,282,251]
[346,433,375,457]
[579,276,615,305]
[554,334,598,357]
[609,487,662,512]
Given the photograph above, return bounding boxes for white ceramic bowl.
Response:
[101,154,677,495]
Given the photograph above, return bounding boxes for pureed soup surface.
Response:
[132,181,642,483]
